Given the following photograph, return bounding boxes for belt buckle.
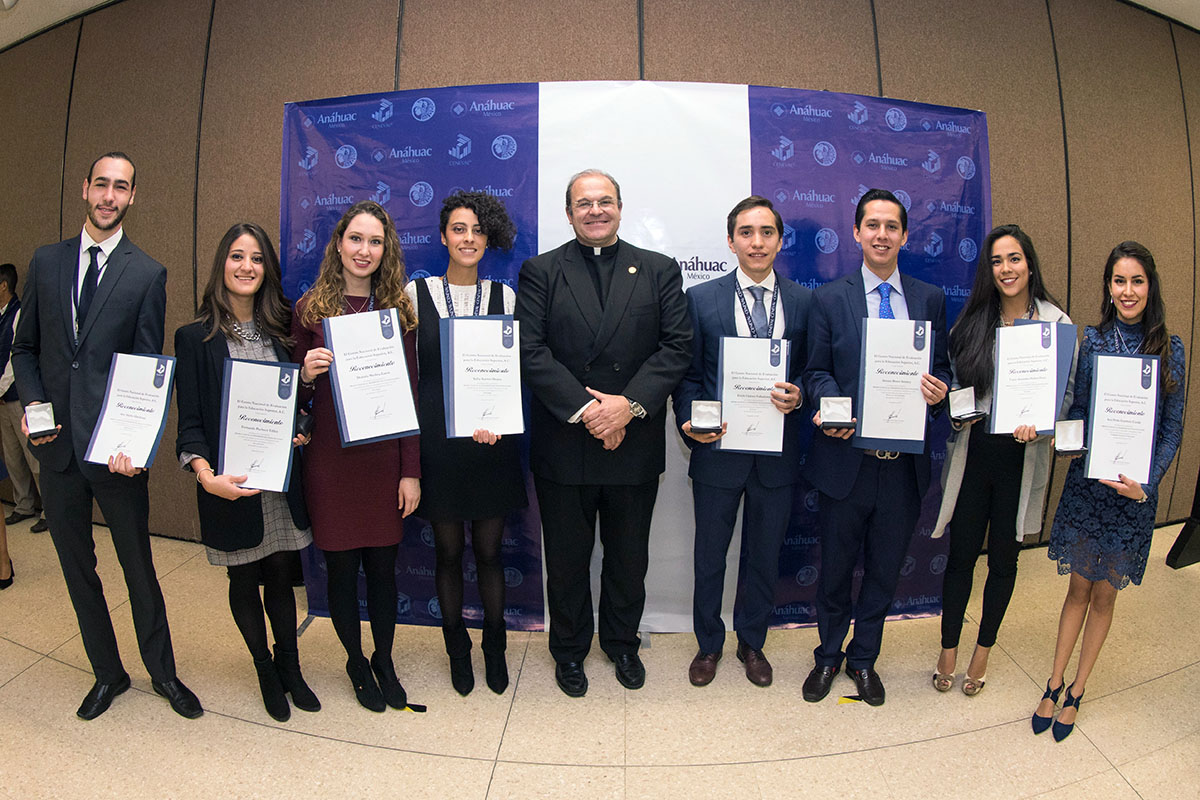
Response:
[874,449,899,460]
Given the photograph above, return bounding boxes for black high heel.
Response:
[346,656,385,712]
[1052,683,1083,742]
[1031,679,1063,734]
[0,558,12,590]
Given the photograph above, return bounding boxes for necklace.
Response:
[346,293,375,314]
[226,315,261,341]
[1115,323,1136,354]
[1000,298,1035,327]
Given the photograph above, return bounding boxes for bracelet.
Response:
[195,467,215,484]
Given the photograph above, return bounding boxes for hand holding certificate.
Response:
[717,336,789,454]
[857,318,933,454]
[323,309,419,446]
[84,353,175,469]
[440,316,524,437]
[1085,353,1159,485]
[219,359,300,492]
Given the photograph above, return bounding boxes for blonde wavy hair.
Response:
[298,200,416,330]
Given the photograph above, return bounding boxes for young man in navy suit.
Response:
[801,189,950,706]
[12,152,201,720]
[674,196,811,687]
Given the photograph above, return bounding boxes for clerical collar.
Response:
[577,240,619,258]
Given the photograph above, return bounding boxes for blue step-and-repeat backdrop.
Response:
[280,81,990,632]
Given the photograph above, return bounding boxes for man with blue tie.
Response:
[801,189,950,706]
[674,196,811,687]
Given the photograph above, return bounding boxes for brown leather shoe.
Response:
[688,650,721,686]
[736,642,773,687]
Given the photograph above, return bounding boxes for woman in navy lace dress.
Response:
[1031,241,1186,741]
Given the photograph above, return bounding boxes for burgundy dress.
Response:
[291,296,421,551]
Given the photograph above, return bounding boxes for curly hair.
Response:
[438,191,516,251]
[298,200,416,330]
[196,222,293,347]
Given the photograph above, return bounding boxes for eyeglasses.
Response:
[572,198,617,212]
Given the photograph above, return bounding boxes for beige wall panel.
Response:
[642,0,877,94]
[396,0,639,88]
[0,21,79,272]
[1054,0,1193,523]
[875,0,1069,304]
[197,0,398,298]
[1168,23,1200,520]
[63,0,210,538]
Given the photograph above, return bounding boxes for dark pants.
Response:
[941,426,1024,649]
[42,459,176,685]
[534,475,659,662]
[692,465,793,654]
[814,454,919,671]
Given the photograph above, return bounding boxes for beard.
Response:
[87,201,129,232]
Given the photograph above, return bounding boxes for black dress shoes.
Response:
[30,517,49,533]
[76,674,131,720]
[802,665,839,702]
[152,678,204,718]
[849,667,886,706]
[4,511,33,525]
[609,652,645,690]
[736,642,773,687]
[555,661,588,697]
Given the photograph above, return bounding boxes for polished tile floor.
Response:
[1,517,1197,799]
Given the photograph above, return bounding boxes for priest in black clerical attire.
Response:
[515,169,692,697]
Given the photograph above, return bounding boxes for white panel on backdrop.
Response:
[538,81,750,291]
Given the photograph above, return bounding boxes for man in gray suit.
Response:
[12,152,201,720]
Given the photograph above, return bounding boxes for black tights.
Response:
[226,551,299,661]
[323,545,399,660]
[433,517,505,626]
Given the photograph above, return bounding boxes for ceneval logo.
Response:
[921,150,941,174]
[370,181,391,205]
[848,101,869,125]
[781,223,796,250]
[298,147,318,171]
[296,229,317,255]
[924,232,943,258]
[772,136,794,161]
[411,97,436,121]
[449,134,472,160]
[372,98,393,123]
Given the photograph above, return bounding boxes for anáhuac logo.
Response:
[372,148,386,163]
[411,97,436,121]
[449,134,472,160]
[491,134,518,160]
[774,189,789,204]
[848,101,869,125]
[956,155,977,180]
[296,229,317,255]
[771,135,794,162]
[771,102,833,120]
[398,231,433,245]
[785,188,835,206]
[469,184,514,197]
[934,199,976,216]
[370,181,390,205]
[335,145,357,169]
[451,101,466,116]
[922,118,971,134]
[869,152,909,168]
[298,146,318,171]
[925,232,943,258]
[922,150,941,173]
[885,107,907,131]
[299,197,310,210]
[371,99,393,124]
[958,237,978,263]
[386,145,434,162]
[469,99,516,116]
[314,192,354,207]
[893,189,912,210]
[815,228,839,254]
[812,141,837,166]
[409,181,434,207]
[315,110,356,126]
[678,256,728,275]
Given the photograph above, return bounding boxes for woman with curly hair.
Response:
[292,201,421,712]
[404,191,526,695]
[1031,241,1186,741]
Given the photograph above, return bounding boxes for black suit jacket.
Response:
[802,268,951,500]
[515,238,692,485]
[672,270,812,490]
[12,234,166,481]
[174,321,309,551]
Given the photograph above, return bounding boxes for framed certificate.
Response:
[856,318,932,454]
[218,358,300,492]
[1085,353,1158,484]
[716,336,789,455]
[989,322,1058,434]
[83,353,175,468]
[439,315,524,437]
[322,309,420,446]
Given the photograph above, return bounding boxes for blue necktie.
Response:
[747,285,768,337]
[878,282,895,320]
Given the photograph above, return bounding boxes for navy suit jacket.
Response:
[673,270,812,489]
[12,234,166,481]
[802,268,950,500]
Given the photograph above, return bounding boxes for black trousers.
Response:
[42,458,176,685]
[814,454,919,671]
[940,426,1025,649]
[534,475,659,662]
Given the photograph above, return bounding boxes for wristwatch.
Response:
[628,399,647,419]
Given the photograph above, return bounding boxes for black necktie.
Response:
[78,245,100,330]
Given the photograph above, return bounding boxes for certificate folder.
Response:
[218,358,300,493]
[83,353,176,468]
[990,320,1076,434]
[1084,352,1159,484]
[854,318,932,455]
[715,336,788,455]
[439,315,524,438]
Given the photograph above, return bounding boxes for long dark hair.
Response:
[949,224,1059,395]
[196,222,293,347]
[1100,241,1178,393]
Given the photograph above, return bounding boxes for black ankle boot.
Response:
[254,655,291,721]
[346,655,385,712]
[370,651,408,710]
[442,621,475,696]
[482,621,509,695]
[273,644,320,712]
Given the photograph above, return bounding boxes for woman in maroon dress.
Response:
[291,201,420,712]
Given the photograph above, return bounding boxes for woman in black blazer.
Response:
[174,222,318,722]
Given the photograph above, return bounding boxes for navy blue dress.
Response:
[1048,321,1186,588]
